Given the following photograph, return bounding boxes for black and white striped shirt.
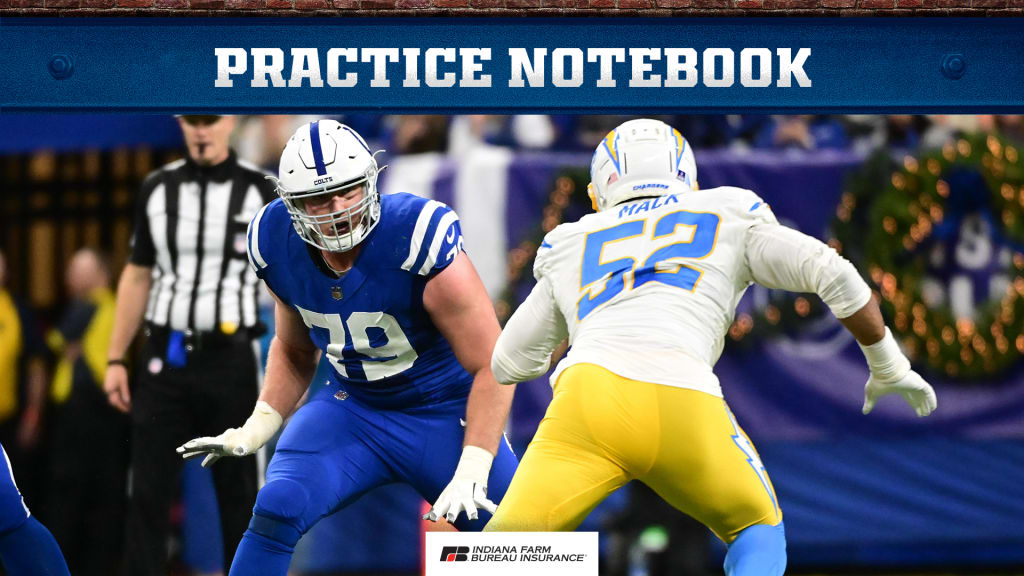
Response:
[130,151,277,332]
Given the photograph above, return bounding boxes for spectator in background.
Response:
[721,115,773,150]
[235,115,387,171]
[575,115,654,150]
[575,115,769,152]
[43,248,127,576]
[671,115,768,150]
[0,249,48,503]
[754,115,849,151]
[843,115,932,154]
[391,115,450,154]
[995,115,1024,145]
[234,115,312,170]
[448,115,569,155]
[886,115,932,150]
[103,115,277,575]
[920,115,988,150]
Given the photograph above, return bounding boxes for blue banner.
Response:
[2,18,1024,113]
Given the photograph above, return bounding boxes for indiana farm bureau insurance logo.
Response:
[427,533,598,576]
[440,546,469,562]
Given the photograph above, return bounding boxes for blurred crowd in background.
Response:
[233,114,1024,169]
[2,113,1024,576]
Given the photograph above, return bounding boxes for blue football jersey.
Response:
[246,193,471,409]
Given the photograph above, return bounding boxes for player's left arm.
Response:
[423,251,514,522]
[745,217,937,417]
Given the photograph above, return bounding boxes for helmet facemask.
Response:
[274,161,383,252]
[274,120,386,253]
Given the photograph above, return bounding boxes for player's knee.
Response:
[724,521,786,576]
[249,478,311,547]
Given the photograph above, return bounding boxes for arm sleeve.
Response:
[401,202,465,277]
[128,176,158,267]
[491,276,568,385]
[246,203,272,279]
[745,222,872,319]
[425,217,463,278]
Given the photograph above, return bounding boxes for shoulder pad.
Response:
[392,194,464,277]
[534,222,578,281]
[246,198,289,277]
[712,186,778,225]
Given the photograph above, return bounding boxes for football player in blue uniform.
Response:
[0,443,71,575]
[177,120,518,575]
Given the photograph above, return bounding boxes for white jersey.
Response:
[491,183,871,397]
[538,185,774,396]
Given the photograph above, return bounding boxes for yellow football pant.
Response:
[486,363,781,543]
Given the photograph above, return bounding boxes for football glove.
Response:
[859,328,937,417]
[425,445,497,523]
[177,401,282,467]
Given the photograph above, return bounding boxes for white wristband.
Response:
[858,327,911,382]
[453,445,494,486]
[236,400,283,455]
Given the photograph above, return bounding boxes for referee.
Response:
[103,115,276,575]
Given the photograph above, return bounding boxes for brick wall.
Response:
[3,0,1022,15]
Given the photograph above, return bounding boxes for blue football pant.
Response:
[229,393,518,575]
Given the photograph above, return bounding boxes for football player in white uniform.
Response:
[485,118,937,576]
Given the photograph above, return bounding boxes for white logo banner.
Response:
[426,532,598,576]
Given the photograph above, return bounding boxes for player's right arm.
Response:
[176,288,317,467]
[177,200,318,466]
[744,201,936,417]
[258,289,320,418]
[491,237,569,385]
[491,276,568,385]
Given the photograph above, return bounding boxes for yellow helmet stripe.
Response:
[672,128,686,170]
[602,130,621,173]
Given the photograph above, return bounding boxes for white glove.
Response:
[425,446,497,523]
[176,401,283,467]
[859,328,938,417]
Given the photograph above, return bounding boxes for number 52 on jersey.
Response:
[578,210,720,320]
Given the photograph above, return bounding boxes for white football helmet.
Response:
[273,119,384,252]
[588,118,698,212]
